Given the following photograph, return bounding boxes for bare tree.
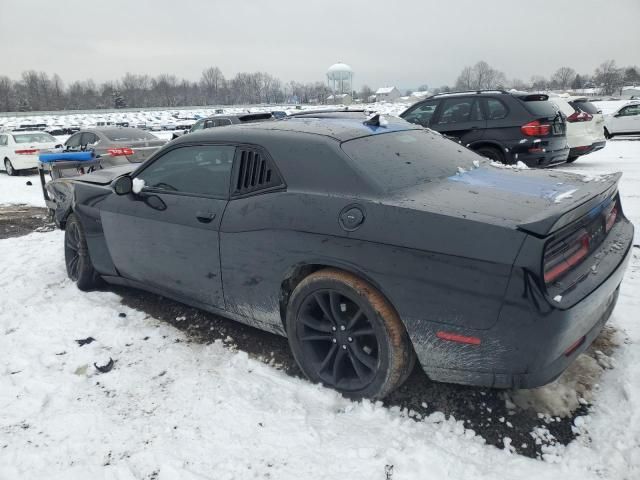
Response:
[551,67,576,90]
[530,75,548,91]
[455,66,474,90]
[200,67,225,104]
[455,61,506,91]
[359,85,373,101]
[594,60,623,95]
[0,76,15,111]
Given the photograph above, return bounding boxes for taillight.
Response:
[567,111,593,122]
[14,149,39,155]
[605,204,618,232]
[544,229,590,284]
[521,120,551,137]
[108,148,134,156]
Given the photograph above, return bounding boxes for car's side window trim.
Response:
[481,97,510,120]
[229,143,287,199]
[132,142,236,200]
[432,97,476,125]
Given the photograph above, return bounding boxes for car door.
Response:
[614,104,640,133]
[431,97,486,144]
[0,135,8,168]
[99,143,235,308]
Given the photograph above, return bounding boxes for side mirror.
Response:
[113,175,132,195]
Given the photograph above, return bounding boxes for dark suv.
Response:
[400,91,569,167]
[171,112,274,140]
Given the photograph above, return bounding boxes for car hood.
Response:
[393,165,620,236]
[69,164,137,185]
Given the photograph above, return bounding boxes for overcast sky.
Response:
[1,0,638,90]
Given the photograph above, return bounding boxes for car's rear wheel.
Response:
[4,159,16,176]
[286,268,415,399]
[474,145,505,164]
[566,156,579,164]
[65,213,101,291]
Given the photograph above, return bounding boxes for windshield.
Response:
[13,133,57,144]
[341,130,482,192]
[103,129,159,142]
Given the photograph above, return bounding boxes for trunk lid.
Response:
[396,165,620,237]
[121,139,165,163]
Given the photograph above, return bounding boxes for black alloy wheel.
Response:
[64,213,101,290]
[286,269,415,399]
[298,289,379,391]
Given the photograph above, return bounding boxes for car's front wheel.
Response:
[64,213,101,291]
[4,159,16,176]
[604,127,612,139]
[286,269,415,399]
[566,156,579,164]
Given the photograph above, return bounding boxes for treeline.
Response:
[2,59,639,113]
[0,67,334,112]
[447,59,640,96]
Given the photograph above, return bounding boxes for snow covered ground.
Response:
[0,137,639,479]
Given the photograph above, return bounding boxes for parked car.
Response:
[171,112,274,140]
[0,131,61,175]
[64,127,166,167]
[46,112,633,399]
[549,96,606,163]
[400,90,569,167]
[604,101,640,138]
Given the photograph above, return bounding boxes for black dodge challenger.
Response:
[47,111,634,399]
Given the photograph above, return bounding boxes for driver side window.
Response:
[403,100,439,127]
[619,105,640,116]
[136,145,235,198]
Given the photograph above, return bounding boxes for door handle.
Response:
[196,211,216,223]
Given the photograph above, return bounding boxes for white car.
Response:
[604,101,640,138]
[0,131,60,175]
[549,96,606,163]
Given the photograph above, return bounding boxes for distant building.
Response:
[621,86,640,99]
[375,87,401,102]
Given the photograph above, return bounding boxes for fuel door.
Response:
[339,204,365,231]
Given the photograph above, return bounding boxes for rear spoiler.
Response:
[515,94,549,102]
[517,172,621,237]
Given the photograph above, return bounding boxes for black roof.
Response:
[176,112,421,143]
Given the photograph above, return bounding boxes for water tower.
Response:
[327,62,353,95]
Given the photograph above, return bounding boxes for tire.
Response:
[604,128,612,140]
[286,268,416,399]
[474,145,505,164]
[566,156,579,164]
[64,213,101,291]
[4,158,16,176]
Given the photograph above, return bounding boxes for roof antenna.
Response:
[363,112,388,127]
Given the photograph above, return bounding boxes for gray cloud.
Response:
[1,0,638,89]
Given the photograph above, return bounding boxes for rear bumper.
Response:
[9,155,39,170]
[569,140,606,158]
[510,140,570,168]
[413,217,634,389]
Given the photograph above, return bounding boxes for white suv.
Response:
[549,96,606,163]
[0,131,60,175]
[604,101,640,138]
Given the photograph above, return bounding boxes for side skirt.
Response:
[101,275,287,336]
